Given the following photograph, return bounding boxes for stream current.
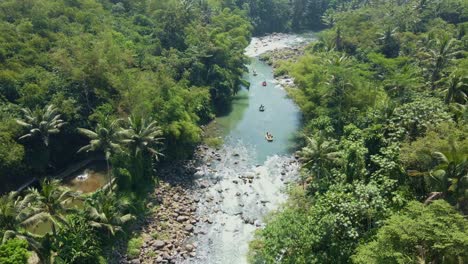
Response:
[185,33,316,264]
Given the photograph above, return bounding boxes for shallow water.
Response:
[186,33,316,264]
[63,161,108,193]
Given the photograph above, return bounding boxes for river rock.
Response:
[184,224,194,232]
[176,216,188,222]
[154,240,165,249]
[199,181,209,189]
[185,244,194,252]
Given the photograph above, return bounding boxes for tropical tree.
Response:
[16,104,65,147]
[77,118,123,184]
[440,73,467,104]
[121,116,164,160]
[120,116,164,187]
[24,180,77,236]
[377,27,399,58]
[429,139,468,212]
[299,133,341,182]
[420,37,460,89]
[53,214,102,264]
[353,201,468,264]
[0,192,42,253]
[85,187,134,238]
[324,73,355,118]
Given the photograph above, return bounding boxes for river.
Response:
[184,33,316,264]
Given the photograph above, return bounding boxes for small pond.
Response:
[62,161,108,194]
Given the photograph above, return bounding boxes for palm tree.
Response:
[377,27,399,58]
[323,73,355,117]
[440,73,467,104]
[420,37,460,89]
[24,180,77,236]
[321,9,336,27]
[120,116,164,186]
[430,139,467,211]
[334,26,343,51]
[0,192,42,253]
[77,118,123,184]
[85,187,134,237]
[121,116,164,159]
[16,104,65,147]
[299,134,341,181]
[326,53,350,67]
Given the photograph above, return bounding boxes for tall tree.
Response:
[16,104,65,147]
[441,73,467,104]
[120,116,164,187]
[77,118,123,184]
[420,37,460,89]
[377,27,400,58]
[85,187,134,238]
[299,133,341,181]
[24,180,76,236]
[121,116,164,159]
[0,192,42,253]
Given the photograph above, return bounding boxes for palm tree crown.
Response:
[77,118,123,160]
[16,104,65,146]
[24,179,77,235]
[420,37,459,89]
[0,192,42,252]
[85,187,134,237]
[299,134,341,180]
[440,73,467,105]
[430,139,468,211]
[121,116,164,159]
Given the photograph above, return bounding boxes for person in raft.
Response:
[259,104,265,111]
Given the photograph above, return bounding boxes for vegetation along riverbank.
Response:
[249,1,468,263]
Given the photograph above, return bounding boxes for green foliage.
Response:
[400,123,467,172]
[203,137,224,148]
[0,132,25,186]
[386,97,452,140]
[85,188,135,237]
[353,200,468,264]
[250,181,401,263]
[0,0,253,190]
[0,238,29,264]
[252,0,468,263]
[126,235,143,259]
[53,214,102,264]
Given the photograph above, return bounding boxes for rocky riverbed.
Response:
[115,159,199,264]
[259,45,308,89]
[115,144,299,264]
